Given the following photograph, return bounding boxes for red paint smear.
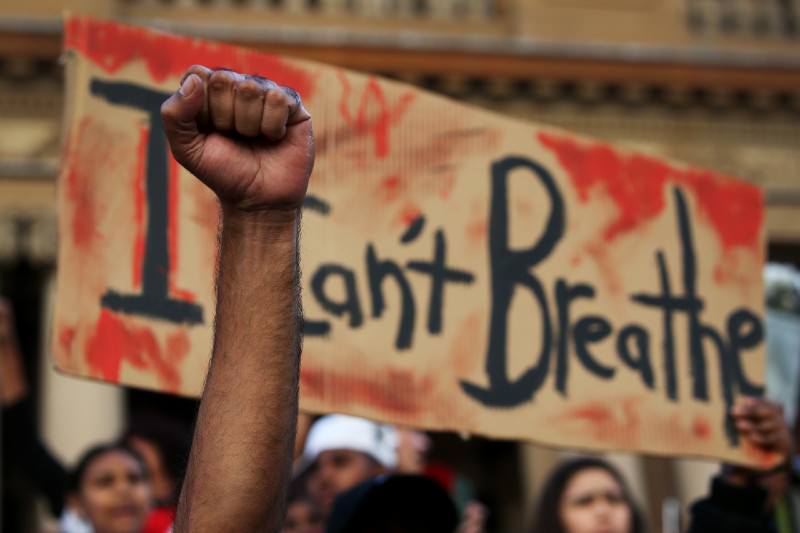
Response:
[59,326,77,352]
[585,243,622,295]
[570,404,613,425]
[65,119,99,249]
[64,17,314,98]
[713,259,753,287]
[714,265,725,284]
[379,174,402,202]
[67,168,96,248]
[539,132,670,243]
[337,72,415,158]
[86,309,148,382]
[167,155,196,303]
[165,330,191,368]
[564,398,640,444]
[58,326,77,364]
[166,331,190,358]
[466,218,487,242]
[676,168,763,253]
[398,204,422,227]
[692,415,711,440]
[438,174,455,200]
[538,132,763,253]
[85,310,185,392]
[132,126,147,288]
[742,439,782,469]
[301,366,430,417]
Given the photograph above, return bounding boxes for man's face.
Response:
[306,449,384,515]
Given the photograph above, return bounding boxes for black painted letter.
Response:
[460,156,564,407]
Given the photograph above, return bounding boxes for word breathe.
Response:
[457,157,762,444]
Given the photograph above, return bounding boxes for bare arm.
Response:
[161,66,314,532]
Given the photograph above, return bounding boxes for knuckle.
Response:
[184,65,206,79]
[266,88,289,107]
[282,85,300,104]
[252,75,276,90]
[209,71,235,91]
[236,81,263,100]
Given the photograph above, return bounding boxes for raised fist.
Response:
[161,65,314,211]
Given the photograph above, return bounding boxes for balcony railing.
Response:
[119,0,504,22]
[686,0,799,40]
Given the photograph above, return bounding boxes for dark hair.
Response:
[69,443,148,494]
[288,467,314,504]
[329,475,459,533]
[122,412,192,504]
[529,457,646,533]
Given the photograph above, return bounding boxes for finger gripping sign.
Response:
[56,16,771,465]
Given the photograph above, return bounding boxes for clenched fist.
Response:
[161,65,314,211]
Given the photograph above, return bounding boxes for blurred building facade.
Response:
[1,0,799,531]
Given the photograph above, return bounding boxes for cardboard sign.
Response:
[55,16,771,464]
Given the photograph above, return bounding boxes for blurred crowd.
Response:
[3,285,800,533]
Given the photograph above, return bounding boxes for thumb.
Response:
[160,74,206,169]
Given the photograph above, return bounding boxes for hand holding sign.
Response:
[732,398,791,459]
[722,397,792,487]
[160,65,314,211]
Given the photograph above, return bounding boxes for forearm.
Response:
[175,207,302,532]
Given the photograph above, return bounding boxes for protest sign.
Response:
[55,16,770,464]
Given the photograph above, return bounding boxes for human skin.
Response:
[161,65,314,532]
[305,449,384,515]
[78,450,152,533]
[559,468,632,533]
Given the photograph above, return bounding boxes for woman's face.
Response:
[283,499,323,533]
[127,436,174,505]
[79,450,152,533]
[559,467,632,533]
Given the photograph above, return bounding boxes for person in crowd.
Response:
[2,295,184,533]
[325,474,459,533]
[69,443,153,533]
[283,472,324,533]
[529,457,646,533]
[297,415,486,532]
[688,397,794,533]
[1,297,70,530]
[122,414,191,533]
[394,427,432,474]
[302,414,398,518]
[401,430,487,533]
[530,396,793,533]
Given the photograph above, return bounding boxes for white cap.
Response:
[303,414,398,469]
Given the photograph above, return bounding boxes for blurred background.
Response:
[1,0,799,531]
